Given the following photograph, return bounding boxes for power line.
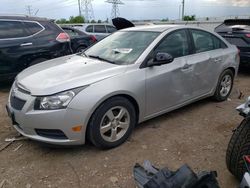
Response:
[81,0,95,22]
[26,5,33,16]
[106,0,124,19]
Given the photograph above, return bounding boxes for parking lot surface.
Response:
[1,70,250,188]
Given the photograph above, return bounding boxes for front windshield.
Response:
[85,31,160,65]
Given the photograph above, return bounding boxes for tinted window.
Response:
[0,20,28,39]
[94,25,106,33]
[155,30,189,58]
[191,30,214,53]
[23,21,43,35]
[106,25,117,33]
[86,25,93,32]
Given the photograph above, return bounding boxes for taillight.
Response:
[56,33,70,42]
[90,35,97,42]
[245,34,250,38]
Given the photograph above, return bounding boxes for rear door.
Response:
[0,20,33,76]
[187,29,227,97]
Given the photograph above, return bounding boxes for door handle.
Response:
[20,42,33,47]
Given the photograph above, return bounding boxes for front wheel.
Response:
[213,69,234,102]
[87,97,136,149]
[226,118,250,180]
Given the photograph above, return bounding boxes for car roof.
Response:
[0,15,54,22]
[121,24,188,32]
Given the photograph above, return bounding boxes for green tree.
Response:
[97,20,102,23]
[183,15,196,21]
[161,18,169,22]
[56,18,68,24]
[90,19,96,23]
[69,16,85,23]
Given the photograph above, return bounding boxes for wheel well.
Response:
[227,67,236,77]
[85,94,140,142]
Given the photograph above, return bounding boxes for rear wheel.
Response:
[213,69,234,101]
[88,97,136,149]
[226,118,250,180]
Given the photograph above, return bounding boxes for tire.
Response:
[87,97,136,149]
[213,69,234,102]
[29,58,47,66]
[76,46,87,53]
[226,118,250,180]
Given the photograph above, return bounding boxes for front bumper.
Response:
[6,86,87,145]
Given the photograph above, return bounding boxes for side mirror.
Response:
[147,52,174,67]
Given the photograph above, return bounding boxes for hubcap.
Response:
[220,75,232,97]
[100,106,130,142]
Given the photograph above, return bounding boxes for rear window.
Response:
[23,21,43,35]
[224,19,250,26]
[94,25,106,33]
[0,20,28,39]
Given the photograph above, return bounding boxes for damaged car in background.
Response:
[6,24,239,149]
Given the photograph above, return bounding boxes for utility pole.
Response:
[81,0,94,22]
[182,0,185,20]
[106,0,124,19]
[78,0,82,16]
[26,5,32,16]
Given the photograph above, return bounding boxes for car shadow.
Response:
[238,65,250,75]
[134,98,212,132]
[0,81,12,93]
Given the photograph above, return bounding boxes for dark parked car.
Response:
[61,26,97,53]
[215,19,250,65]
[0,15,72,81]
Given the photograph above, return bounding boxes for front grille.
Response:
[35,129,68,140]
[10,96,26,110]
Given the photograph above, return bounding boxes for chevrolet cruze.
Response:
[6,25,239,149]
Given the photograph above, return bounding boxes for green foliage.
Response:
[183,15,196,21]
[90,19,96,23]
[97,20,102,23]
[206,17,209,21]
[56,16,85,24]
[161,18,169,22]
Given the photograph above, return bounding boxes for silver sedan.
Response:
[6,25,239,149]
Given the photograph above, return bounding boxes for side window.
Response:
[212,35,227,49]
[154,30,189,58]
[86,25,93,33]
[0,20,28,39]
[94,25,106,33]
[23,21,43,35]
[191,29,214,53]
[106,25,117,33]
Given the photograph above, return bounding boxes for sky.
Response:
[1,0,250,21]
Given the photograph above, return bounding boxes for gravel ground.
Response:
[0,69,250,188]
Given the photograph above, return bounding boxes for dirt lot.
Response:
[1,70,250,188]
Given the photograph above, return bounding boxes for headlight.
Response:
[34,87,87,110]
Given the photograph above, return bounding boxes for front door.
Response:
[145,29,194,116]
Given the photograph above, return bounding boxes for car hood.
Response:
[16,55,127,96]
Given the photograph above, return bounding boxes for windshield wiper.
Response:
[88,55,116,64]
